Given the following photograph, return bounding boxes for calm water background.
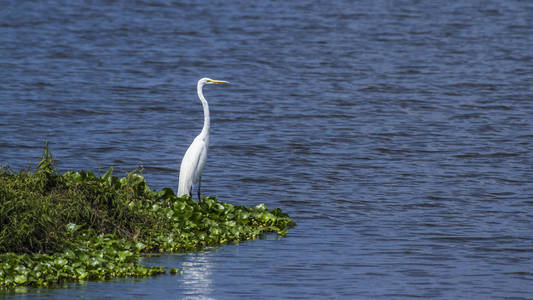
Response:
[1,0,532,298]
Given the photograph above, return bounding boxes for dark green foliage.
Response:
[0,146,295,288]
[0,147,160,254]
[0,233,165,287]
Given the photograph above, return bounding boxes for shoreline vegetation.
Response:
[0,146,295,288]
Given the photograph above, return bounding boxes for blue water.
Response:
[1,0,533,298]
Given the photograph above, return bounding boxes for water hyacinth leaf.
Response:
[63,249,76,258]
[173,201,185,211]
[14,274,27,284]
[135,242,146,252]
[255,203,267,211]
[66,223,81,233]
[166,210,174,219]
[14,265,27,273]
[159,188,175,200]
[117,251,134,263]
[237,212,250,223]
[54,258,68,267]
[0,148,295,288]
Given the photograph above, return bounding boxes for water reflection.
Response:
[177,251,215,300]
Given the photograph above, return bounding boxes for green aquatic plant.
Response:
[0,233,165,287]
[0,146,295,288]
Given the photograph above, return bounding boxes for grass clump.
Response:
[0,146,295,288]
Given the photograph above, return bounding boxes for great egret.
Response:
[178,78,229,200]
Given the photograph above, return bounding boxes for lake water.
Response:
[1,0,532,298]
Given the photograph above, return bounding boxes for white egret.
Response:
[178,78,229,200]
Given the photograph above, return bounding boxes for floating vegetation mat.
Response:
[0,147,295,288]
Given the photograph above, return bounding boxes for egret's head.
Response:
[199,77,230,86]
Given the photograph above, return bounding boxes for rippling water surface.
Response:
[1,0,532,298]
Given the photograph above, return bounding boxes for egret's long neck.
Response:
[197,83,210,139]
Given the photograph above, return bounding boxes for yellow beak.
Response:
[208,79,230,84]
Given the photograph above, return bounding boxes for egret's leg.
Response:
[197,176,202,201]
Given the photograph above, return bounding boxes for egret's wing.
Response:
[178,138,206,196]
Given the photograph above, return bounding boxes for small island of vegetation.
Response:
[0,146,295,288]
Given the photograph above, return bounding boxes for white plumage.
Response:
[177,78,229,200]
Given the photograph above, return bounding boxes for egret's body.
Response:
[178,78,228,200]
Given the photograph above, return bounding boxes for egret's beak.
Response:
[208,79,230,84]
